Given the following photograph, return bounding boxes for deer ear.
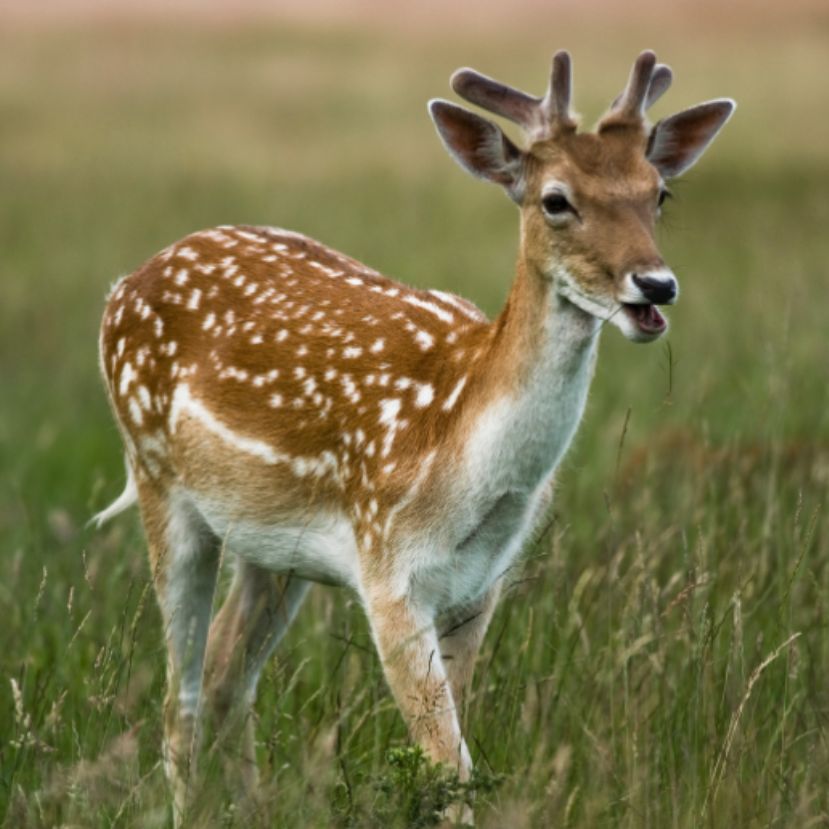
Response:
[429,99,525,203]
[647,98,735,178]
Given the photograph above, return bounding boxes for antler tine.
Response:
[541,50,576,129]
[645,63,673,109]
[452,51,577,140]
[450,68,540,130]
[616,50,658,118]
[607,60,673,117]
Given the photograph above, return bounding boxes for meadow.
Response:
[1,6,828,827]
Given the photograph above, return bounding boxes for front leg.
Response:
[365,593,472,779]
[438,583,502,719]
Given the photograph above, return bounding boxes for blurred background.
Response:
[1,1,828,827]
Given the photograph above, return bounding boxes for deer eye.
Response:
[657,188,672,208]
[541,192,573,217]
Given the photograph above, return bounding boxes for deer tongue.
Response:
[629,303,666,333]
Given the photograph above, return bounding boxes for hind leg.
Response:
[136,479,220,826]
[439,583,502,719]
[203,561,310,791]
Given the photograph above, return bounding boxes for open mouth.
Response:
[623,303,667,335]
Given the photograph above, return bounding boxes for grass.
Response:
[1,10,828,828]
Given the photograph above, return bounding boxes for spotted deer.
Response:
[95,50,734,824]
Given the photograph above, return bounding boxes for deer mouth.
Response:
[622,302,667,335]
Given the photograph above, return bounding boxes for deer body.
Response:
[96,50,733,825]
[102,224,597,602]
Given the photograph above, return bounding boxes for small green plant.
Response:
[369,745,502,828]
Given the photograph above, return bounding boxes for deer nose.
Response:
[631,273,677,305]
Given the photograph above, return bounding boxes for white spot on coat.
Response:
[429,289,486,321]
[403,294,455,324]
[177,246,199,262]
[137,385,152,411]
[119,362,136,396]
[128,397,143,425]
[442,375,468,411]
[415,383,434,407]
[379,398,402,457]
[415,330,434,351]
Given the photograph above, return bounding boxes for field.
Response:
[1,3,828,827]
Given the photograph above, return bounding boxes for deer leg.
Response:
[366,593,471,776]
[202,562,310,794]
[137,480,220,827]
[438,583,502,721]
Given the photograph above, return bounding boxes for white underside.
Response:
[182,483,541,614]
[190,494,362,590]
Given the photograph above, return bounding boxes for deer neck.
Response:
[468,256,600,491]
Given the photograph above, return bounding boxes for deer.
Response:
[94,49,734,825]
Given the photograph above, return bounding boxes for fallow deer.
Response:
[95,50,734,824]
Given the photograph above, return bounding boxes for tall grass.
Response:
[1,15,827,828]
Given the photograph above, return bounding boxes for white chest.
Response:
[403,312,599,611]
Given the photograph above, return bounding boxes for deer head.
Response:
[429,50,735,342]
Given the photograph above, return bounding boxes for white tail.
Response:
[90,454,137,528]
[96,50,733,824]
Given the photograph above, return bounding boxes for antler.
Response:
[451,49,577,140]
[449,49,674,140]
[601,50,674,129]
[645,63,673,109]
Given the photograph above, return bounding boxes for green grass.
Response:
[1,15,828,829]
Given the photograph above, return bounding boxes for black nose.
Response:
[632,274,677,304]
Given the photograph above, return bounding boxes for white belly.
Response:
[191,494,360,589]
